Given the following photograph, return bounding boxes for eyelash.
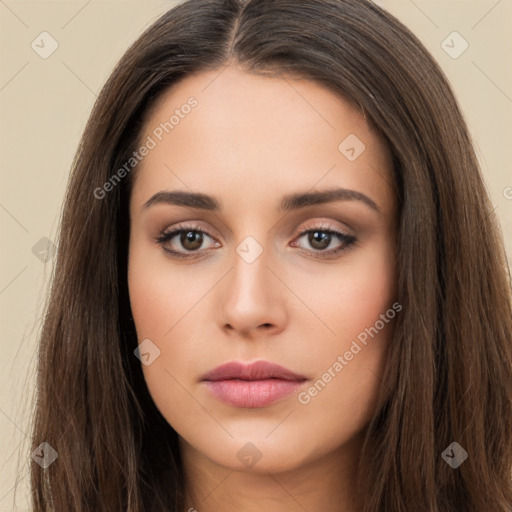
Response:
[155,222,357,260]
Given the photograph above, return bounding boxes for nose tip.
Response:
[219,249,287,338]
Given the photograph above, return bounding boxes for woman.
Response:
[29,0,512,510]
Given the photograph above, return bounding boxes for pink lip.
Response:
[201,361,308,408]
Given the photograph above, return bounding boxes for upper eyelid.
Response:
[158,222,353,247]
[161,219,352,237]
[164,221,218,237]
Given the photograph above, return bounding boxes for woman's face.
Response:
[128,64,398,474]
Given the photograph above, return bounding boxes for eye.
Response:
[291,226,357,258]
[155,223,220,259]
[155,222,357,260]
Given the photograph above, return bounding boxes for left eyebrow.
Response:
[280,188,381,214]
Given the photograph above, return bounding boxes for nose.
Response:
[218,244,287,339]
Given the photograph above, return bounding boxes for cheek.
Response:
[127,250,206,432]
[341,246,397,337]
[127,241,218,414]
[294,298,396,462]
[294,234,397,348]
[292,237,397,431]
[127,241,209,339]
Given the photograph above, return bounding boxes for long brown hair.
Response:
[27,0,512,510]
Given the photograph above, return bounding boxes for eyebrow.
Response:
[142,188,380,214]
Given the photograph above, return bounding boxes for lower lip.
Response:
[203,379,305,408]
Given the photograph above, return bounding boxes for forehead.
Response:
[130,65,394,216]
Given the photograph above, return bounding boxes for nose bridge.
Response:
[218,232,286,335]
[230,234,271,303]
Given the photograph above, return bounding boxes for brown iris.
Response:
[180,231,203,251]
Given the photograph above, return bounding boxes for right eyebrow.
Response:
[142,191,220,211]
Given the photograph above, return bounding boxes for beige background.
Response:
[1,0,511,509]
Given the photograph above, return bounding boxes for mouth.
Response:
[200,360,308,408]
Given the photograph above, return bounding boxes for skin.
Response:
[128,63,398,512]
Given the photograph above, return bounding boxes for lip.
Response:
[201,361,308,408]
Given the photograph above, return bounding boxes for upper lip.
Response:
[201,360,307,382]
